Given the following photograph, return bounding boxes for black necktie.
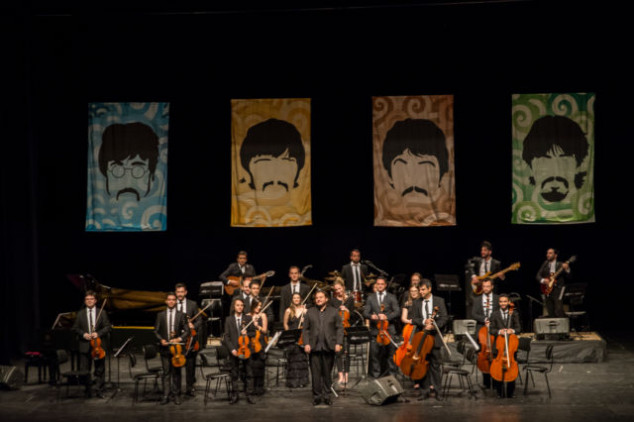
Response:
[236,317,241,332]
[169,310,174,334]
[424,300,430,319]
[178,301,183,312]
[88,309,94,332]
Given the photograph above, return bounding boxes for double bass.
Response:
[489,303,519,386]
[399,307,439,380]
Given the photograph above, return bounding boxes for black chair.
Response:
[55,349,91,401]
[523,344,554,398]
[440,345,477,401]
[128,353,161,404]
[202,346,233,405]
[142,344,162,375]
[515,336,532,385]
[564,283,590,331]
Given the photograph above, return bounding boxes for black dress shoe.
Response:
[429,389,440,401]
[229,395,239,404]
[185,390,195,397]
[160,397,169,405]
[96,391,105,399]
[324,398,333,406]
[246,396,256,404]
[174,396,181,405]
[313,398,321,406]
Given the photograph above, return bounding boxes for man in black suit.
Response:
[72,290,112,398]
[233,276,253,314]
[175,283,201,397]
[409,279,448,399]
[536,248,571,318]
[303,289,344,406]
[249,280,274,323]
[465,241,504,321]
[223,298,256,404]
[470,278,499,388]
[363,276,400,379]
[489,294,521,398]
[154,292,190,405]
[279,266,312,321]
[219,251,256,288]
[340,249,369,293]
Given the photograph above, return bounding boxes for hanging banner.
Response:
[231,98,312,227]
[86,102,169,231]
[512,93,595,224]
[373,95,456,226]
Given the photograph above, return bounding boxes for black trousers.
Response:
[229,355,253,397]
[335,339,350,374]
[545,288,566,318]
[160,354,182,398]
[78,352,106,393]
[309,350,335,400]
[493,379,516,398]
[185,350,197,391]
[369,339,397,378]
[415,347,442,390]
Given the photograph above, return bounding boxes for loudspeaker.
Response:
[0,365,24,390]
[359,375,403,405]
[534,318,570,340]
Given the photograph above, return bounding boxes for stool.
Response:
[24,352,48,384]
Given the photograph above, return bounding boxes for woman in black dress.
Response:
[248,299,268,395]
[282,293,309,388]
[330,279,354,386]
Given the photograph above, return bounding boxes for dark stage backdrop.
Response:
[2,2,632,361]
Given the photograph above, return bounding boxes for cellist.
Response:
[489,294,521,398]
[175,282,201,398]
[223,297,256,404]
[72,290,111,398]
[154,292,189,405]
[363,276,400,379]
[471,279,499,389]
[409,279,448,400]
[330,279,354,387]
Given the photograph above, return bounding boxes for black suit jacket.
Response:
[302,305,344,352]
[233,291,254,314]
[72,307,112,354]
[341,262,369,292]
[410,295,448,348]
[223,314,254,353]
[279,282,312,321]
[154,308,190,355]
[536,260,571,290]
[177,298,202,330]
[488,309,522,336]
[466,257,502,279]
[219,262,256,285]
[471,293,500,324]
[363,291,400,336]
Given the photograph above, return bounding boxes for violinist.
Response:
[282,292,309,388]
[223,298,256,404]
[279,266,312,321]
[471,279,499,389]
[174,282,201,398]
[489,294,521,398]
[363,276,400,379]
[249,280,274,323]
[154,292,190,405]
[409,279,448,400]
[248,298,268,396]
[330,279,354,387]
[303,289,344,406]
[72,290,111,398]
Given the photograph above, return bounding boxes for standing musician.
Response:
[409,279,448,400]
[537,248,571,318]
[72,290,112,398]
[223,298,256,404]
[249,280,274,323]
[234,276,253,314]
[489,294,521,398]
[330,279,354,387]
[303,289,344,406]
[174,282,201,397]
[154,292,190,405]
[398,272,423,308]
[341,248,369,296]
[219,251,256,316]
[363,276,400,379]
[279,266,311,321]
[466,241,504,319]
[283,293,309,388]
[471,279,499,389]
[248,299,268,395]
[400,283,422,392]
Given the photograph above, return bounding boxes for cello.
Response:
[489,303,519,389]
[393,323,416,367]
[476,297,495,374]
[399,307,438,380]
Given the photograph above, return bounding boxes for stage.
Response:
[0,331,631,422]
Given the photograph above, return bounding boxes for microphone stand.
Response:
[107,336,134,402]
[363,260,389,277]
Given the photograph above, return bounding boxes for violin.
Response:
[399,306,438,380]
[376,303,391,346]
[489,303,519,383]
[185,301,213,355]
[90,299,107,360]
[169,331,186,368]
[393,323,416,367]
[237,320,251,360]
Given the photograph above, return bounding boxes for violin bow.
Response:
[242,300,274,331]
[94,297,107,330]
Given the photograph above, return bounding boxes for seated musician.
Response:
[154,292,190,405]
[363,276,400,379]
[223,298,256,404]
[330,279,354,387]
[489,294,521,398]
[471,279,499,389]
[248,299,268,396]
[72,290,112,398]
[409,279,448,400]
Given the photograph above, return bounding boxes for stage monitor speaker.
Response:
[359,375,403,405]
[0,365,23,390]
[534,318,570,340]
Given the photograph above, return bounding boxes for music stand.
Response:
[275,329,302,348]
[346,326,371,390]
[107,336,133,402]
[434,274,461,318]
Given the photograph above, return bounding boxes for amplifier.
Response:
[534,318,570,340]
[199,281,224,298]
[359,375,403,405]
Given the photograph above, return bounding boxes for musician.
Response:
[465,241,504,319]
[175,282,201,397]
[537,248,571,318]
[489,294,521,398]
[234,276,253,314]
[303,289,344,406]
[400,284,421,392]
[410,279,448,400]
[471,279,499,388]
[363,276,400,379]
[283,293,309,388]
[248,299,268,395]
[330,279,354,386]
[249,279,274,323]
[398,272,423,307]
[279,266,311,321]
[72,290,112,398]
[341,249,369,294]
[223,298,256,404]
[219,251,256,285]
[154,292,190,405]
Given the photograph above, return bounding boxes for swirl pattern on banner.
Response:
[511,93,594,224]
[372,95,455,227]
[86,102,169,231]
